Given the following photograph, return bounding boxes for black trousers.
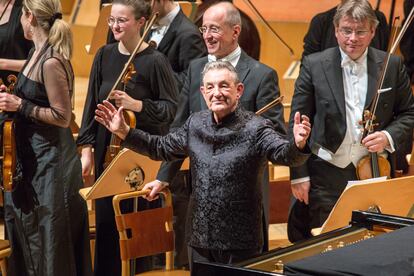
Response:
[287,155,357,242]
[171,170,270,267]
[189,246,261,276]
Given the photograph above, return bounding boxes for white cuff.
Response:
[291,176,310,185]
[156,179,169,188]
[381,130,395,153]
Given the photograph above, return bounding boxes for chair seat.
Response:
[138,269,190,276]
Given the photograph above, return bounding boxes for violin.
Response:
[103,12,158,168]
[2,74,17,191]
[356,9,414,180]
[103,66,137,168]
[356,111,391,180]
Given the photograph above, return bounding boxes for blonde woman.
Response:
[0,0,92,275]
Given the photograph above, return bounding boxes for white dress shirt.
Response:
[312,48,369,168]
[207,46,242,68]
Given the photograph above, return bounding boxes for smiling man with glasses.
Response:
[288,0,414,243]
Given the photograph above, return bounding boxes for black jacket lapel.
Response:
[365,47,383,110]
[323,47,346,115]
[157,11,184,52]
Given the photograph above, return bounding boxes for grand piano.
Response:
[193,211,414,275]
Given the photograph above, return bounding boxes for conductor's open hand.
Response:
[293,112,311,149]
[94,100,130,140]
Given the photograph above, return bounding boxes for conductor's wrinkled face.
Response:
[335,16,375,60]
[201,68,243,121]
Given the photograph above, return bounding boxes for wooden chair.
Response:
[113,189,189,276]
[0,239,11,276]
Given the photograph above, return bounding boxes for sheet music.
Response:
[346,176,387,189]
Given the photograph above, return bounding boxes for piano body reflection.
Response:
[193,211,414,276]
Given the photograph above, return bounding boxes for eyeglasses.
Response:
[338,28,370,38]
[199,25,221,34]
[107,16,129,27]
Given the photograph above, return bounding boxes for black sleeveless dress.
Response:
[3,48,92,276]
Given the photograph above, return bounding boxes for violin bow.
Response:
[255,96,284,116]
[241,0,294,57]
[362,5,414,139]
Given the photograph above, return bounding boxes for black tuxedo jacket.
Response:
[289,46,414,180]
[150,10,206,91]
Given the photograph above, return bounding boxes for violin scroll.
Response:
[359,110,379,139]
[7,75,17,92]
[121,64,136,86]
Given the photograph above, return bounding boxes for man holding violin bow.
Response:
[289,0,414,241]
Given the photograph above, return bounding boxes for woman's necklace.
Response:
[0,0,12,22]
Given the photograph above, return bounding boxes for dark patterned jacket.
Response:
[123,107,309,250]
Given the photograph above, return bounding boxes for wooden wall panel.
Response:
[61,0,75,15]
[71,25,95,77]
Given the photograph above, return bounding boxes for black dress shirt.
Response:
[123,107,309,250]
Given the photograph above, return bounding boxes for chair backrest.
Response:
[113,189,175,274]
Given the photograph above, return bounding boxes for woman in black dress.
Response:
[0,0,32,86]
[0,0,92,275]
[76,0,178,275]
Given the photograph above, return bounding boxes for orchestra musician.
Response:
[301,0,390,60]
[290,0,391,242]
[102,0,206,92]
[76,0,178,275]
[146,1,286,267]
[147,0,207,91]
[194,0,262,60]
[0,0,92,275]
[94,60,311,274]
[288,0,414,242]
